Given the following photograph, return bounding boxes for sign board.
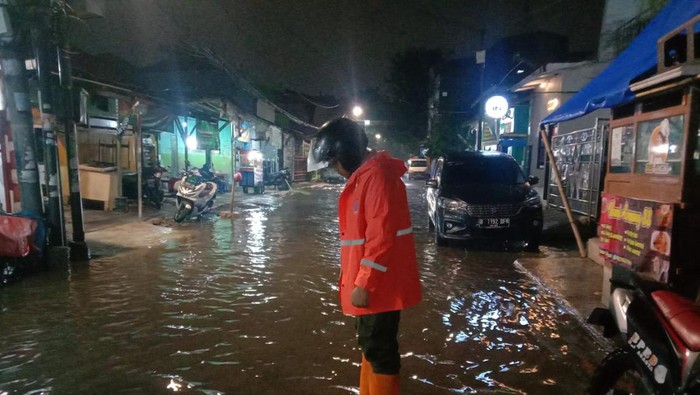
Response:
[196,120,220,151]
[599,193,673,282]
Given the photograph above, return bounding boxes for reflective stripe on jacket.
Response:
[338,151,422,316]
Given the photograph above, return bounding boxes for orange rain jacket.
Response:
[338,151,422,316]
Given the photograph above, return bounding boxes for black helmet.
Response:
[307,117,368,173]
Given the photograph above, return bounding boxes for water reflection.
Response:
[0,184,606,394]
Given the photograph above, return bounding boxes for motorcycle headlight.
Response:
[438,197,466,212]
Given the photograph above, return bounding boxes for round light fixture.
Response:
[485,95,509,118]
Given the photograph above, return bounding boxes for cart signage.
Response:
[599,193,673,282]
[636,116,684,176]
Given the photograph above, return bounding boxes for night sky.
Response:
[73,0,605,97]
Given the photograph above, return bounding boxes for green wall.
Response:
[159,117,235,180]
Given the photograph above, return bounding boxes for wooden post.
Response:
[116,133,122,196]
[540,126,587,257]
[221,121,239,220]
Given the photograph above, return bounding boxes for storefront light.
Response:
[547,98,560,112]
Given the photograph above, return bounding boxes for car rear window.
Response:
[443,157,526,185]
[409,160,427,167]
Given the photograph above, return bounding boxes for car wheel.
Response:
[434,225,448,247]
[427,212,435,229]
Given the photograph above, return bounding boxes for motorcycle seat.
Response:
[198,183,215,198]
[652,290,700,351]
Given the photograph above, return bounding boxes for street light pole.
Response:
[476,28,486,151]
[476,29,486,151]
[477,62,484,151]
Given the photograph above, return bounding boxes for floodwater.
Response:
[0,182,608,394]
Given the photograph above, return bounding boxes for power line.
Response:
[295,92,339,109]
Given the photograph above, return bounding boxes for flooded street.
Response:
[0,182,609,394]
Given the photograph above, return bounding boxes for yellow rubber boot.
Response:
[359,355,371,395]
[370,373,400,395]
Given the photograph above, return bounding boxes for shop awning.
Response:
[498,133,529,149]
[541,0,700,125]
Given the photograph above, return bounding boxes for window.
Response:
[443,157,526,186]
[610,125,634,173]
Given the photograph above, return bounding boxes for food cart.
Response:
[598,16,700,298]
[239,150,264,194]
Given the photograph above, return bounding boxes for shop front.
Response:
[164,115,235,191]
[535,2,700,300]
[74,94,175,211]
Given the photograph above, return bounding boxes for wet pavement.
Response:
[0,181,612,394]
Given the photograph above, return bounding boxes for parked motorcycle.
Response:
[173,169,218,223]
[199,164,230,193]
[266,168,291,191]
[143,163,168,209]
[586,270,700,394]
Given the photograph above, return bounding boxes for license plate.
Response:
[477,218,510,228]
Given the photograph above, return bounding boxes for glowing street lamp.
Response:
[484,95,509,146]
[484,95,509,119]
[375,133,382,140]
[352,105,363,118]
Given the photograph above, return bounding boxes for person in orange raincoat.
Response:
[308,117,422,394]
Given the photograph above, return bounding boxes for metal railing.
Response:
[547,119,609,219]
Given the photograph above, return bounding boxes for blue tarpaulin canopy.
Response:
[542,0,700,125]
